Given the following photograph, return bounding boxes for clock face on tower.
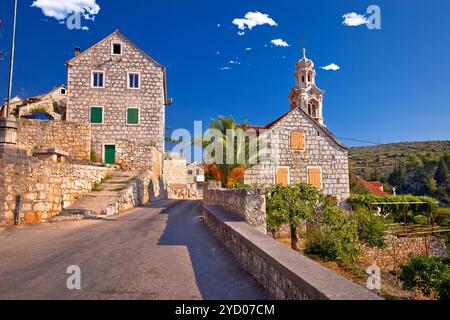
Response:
[308,90,314,97]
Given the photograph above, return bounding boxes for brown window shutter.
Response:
[291,131,305,150]
[276,168,289,185]
[308,167,322,189]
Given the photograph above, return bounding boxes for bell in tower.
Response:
[288,48,325,125]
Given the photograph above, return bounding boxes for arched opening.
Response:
[307,99,319,118]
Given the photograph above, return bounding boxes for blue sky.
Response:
[0,0,449,147]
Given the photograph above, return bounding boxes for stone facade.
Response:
[203,204,381,300]
[16,119,91,161]
[65,30,166,170]
[359,235,448,272]
[18,85,67,120]
[244,50,350,204]
[203,182,267,234]
[244,107,350,204]
[0,152,114,226]
[163,159,188,199]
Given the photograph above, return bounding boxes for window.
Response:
[60,88,66,95]
[128,72,140,89]
[126,107,140,125]
[307,99,318,118]
[90,106,103,124]
[275,167,289,185]
[291,131,305,151]
[92,71,104,88]
[307,167,322,189]
[196,169,200,175]
[301,76,305,82]
[112,42,122,55]
[187,170,193,175]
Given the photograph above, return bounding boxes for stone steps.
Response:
[58,170,143,220]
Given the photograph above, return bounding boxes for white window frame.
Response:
[89,106,104,125]
[60,88,66,95]
[307,166,323,190]
[127,71,141,90]
[102,143,116,165]
[273,166,290,185]
[111,42,123,56]
[91,70,105,88]
[126,106,140,126]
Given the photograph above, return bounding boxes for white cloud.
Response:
[216,51,220,55]
[245,48,252,51]
[271,39,290,47]
[31,0,100,21]
[81,26,89,31]
[217,23,221,28]
[229,60,241,65]
[237,31,245,36]
[321,63,340,71]
[232,11,277,31]
[218,67,232,71]
[342,12,367,26]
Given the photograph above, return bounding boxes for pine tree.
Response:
[435,158,449,185]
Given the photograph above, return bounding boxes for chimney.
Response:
[74,47,81,57]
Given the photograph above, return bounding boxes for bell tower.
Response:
[288,48,325,125]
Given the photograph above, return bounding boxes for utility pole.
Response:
[5,0,18,118]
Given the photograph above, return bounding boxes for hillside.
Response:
[349,141,450,203]
[349,141,450,179]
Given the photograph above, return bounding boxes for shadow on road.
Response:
[156,200,269,300]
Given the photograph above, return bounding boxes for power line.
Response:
[336,136,381,145]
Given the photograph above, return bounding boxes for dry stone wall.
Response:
[203,182,267,234]
[0,152,113,226]
[16,119,91,161]
[359,235,448,272]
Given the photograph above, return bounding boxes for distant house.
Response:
[356,177,388,196]
[65,30,168,170]
[244,49,350,204]
[18,85,67,120]
[186,162,205,196]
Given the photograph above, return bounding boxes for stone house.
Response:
[186,162,205,196]
[244,49,350,204]
[65,30,168,170]
[18,85,67,120]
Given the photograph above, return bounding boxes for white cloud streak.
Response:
[321,63,340,71]
[342,12,367,26]
[31,0,100,21]
[232,11,277,31]
[271,39,290,47]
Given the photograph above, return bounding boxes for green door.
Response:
[104,145,116,164]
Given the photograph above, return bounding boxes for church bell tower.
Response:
[288,48,325,125]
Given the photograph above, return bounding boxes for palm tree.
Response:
[203,115,250,187]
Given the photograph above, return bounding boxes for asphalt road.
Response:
[0,200,269,300]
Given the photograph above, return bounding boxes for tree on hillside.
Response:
[435,157,449,185]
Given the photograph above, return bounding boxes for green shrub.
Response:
[90,150,98,163]
[413,215,429,226]
[305,205,361,266]
[30,107,48,114]
[354,207,388,248]
[398,256,450,300]
[436,207,450,227]
[53,101,62,114]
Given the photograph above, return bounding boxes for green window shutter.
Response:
[90,107,103,124]
[127,108,139,125]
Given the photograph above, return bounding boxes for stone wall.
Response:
[203,182,267,234]
[66,32,165,170]
[16,119,91,161]
[244,107,350,204]
[359,235,448,272]
[203,204,380,300]
[0,152,113,226]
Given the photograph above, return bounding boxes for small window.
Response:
[126,107,140,125]
[128,73,140,89]
[196,169,200,175]
[187,170,193,175]
[301,76,305,82]
[308,167,322,189]
[92,71,104,88]
[112,43,122,55]
[291,131,305,151]
[90,106,103,124]
[60,88,66,95]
